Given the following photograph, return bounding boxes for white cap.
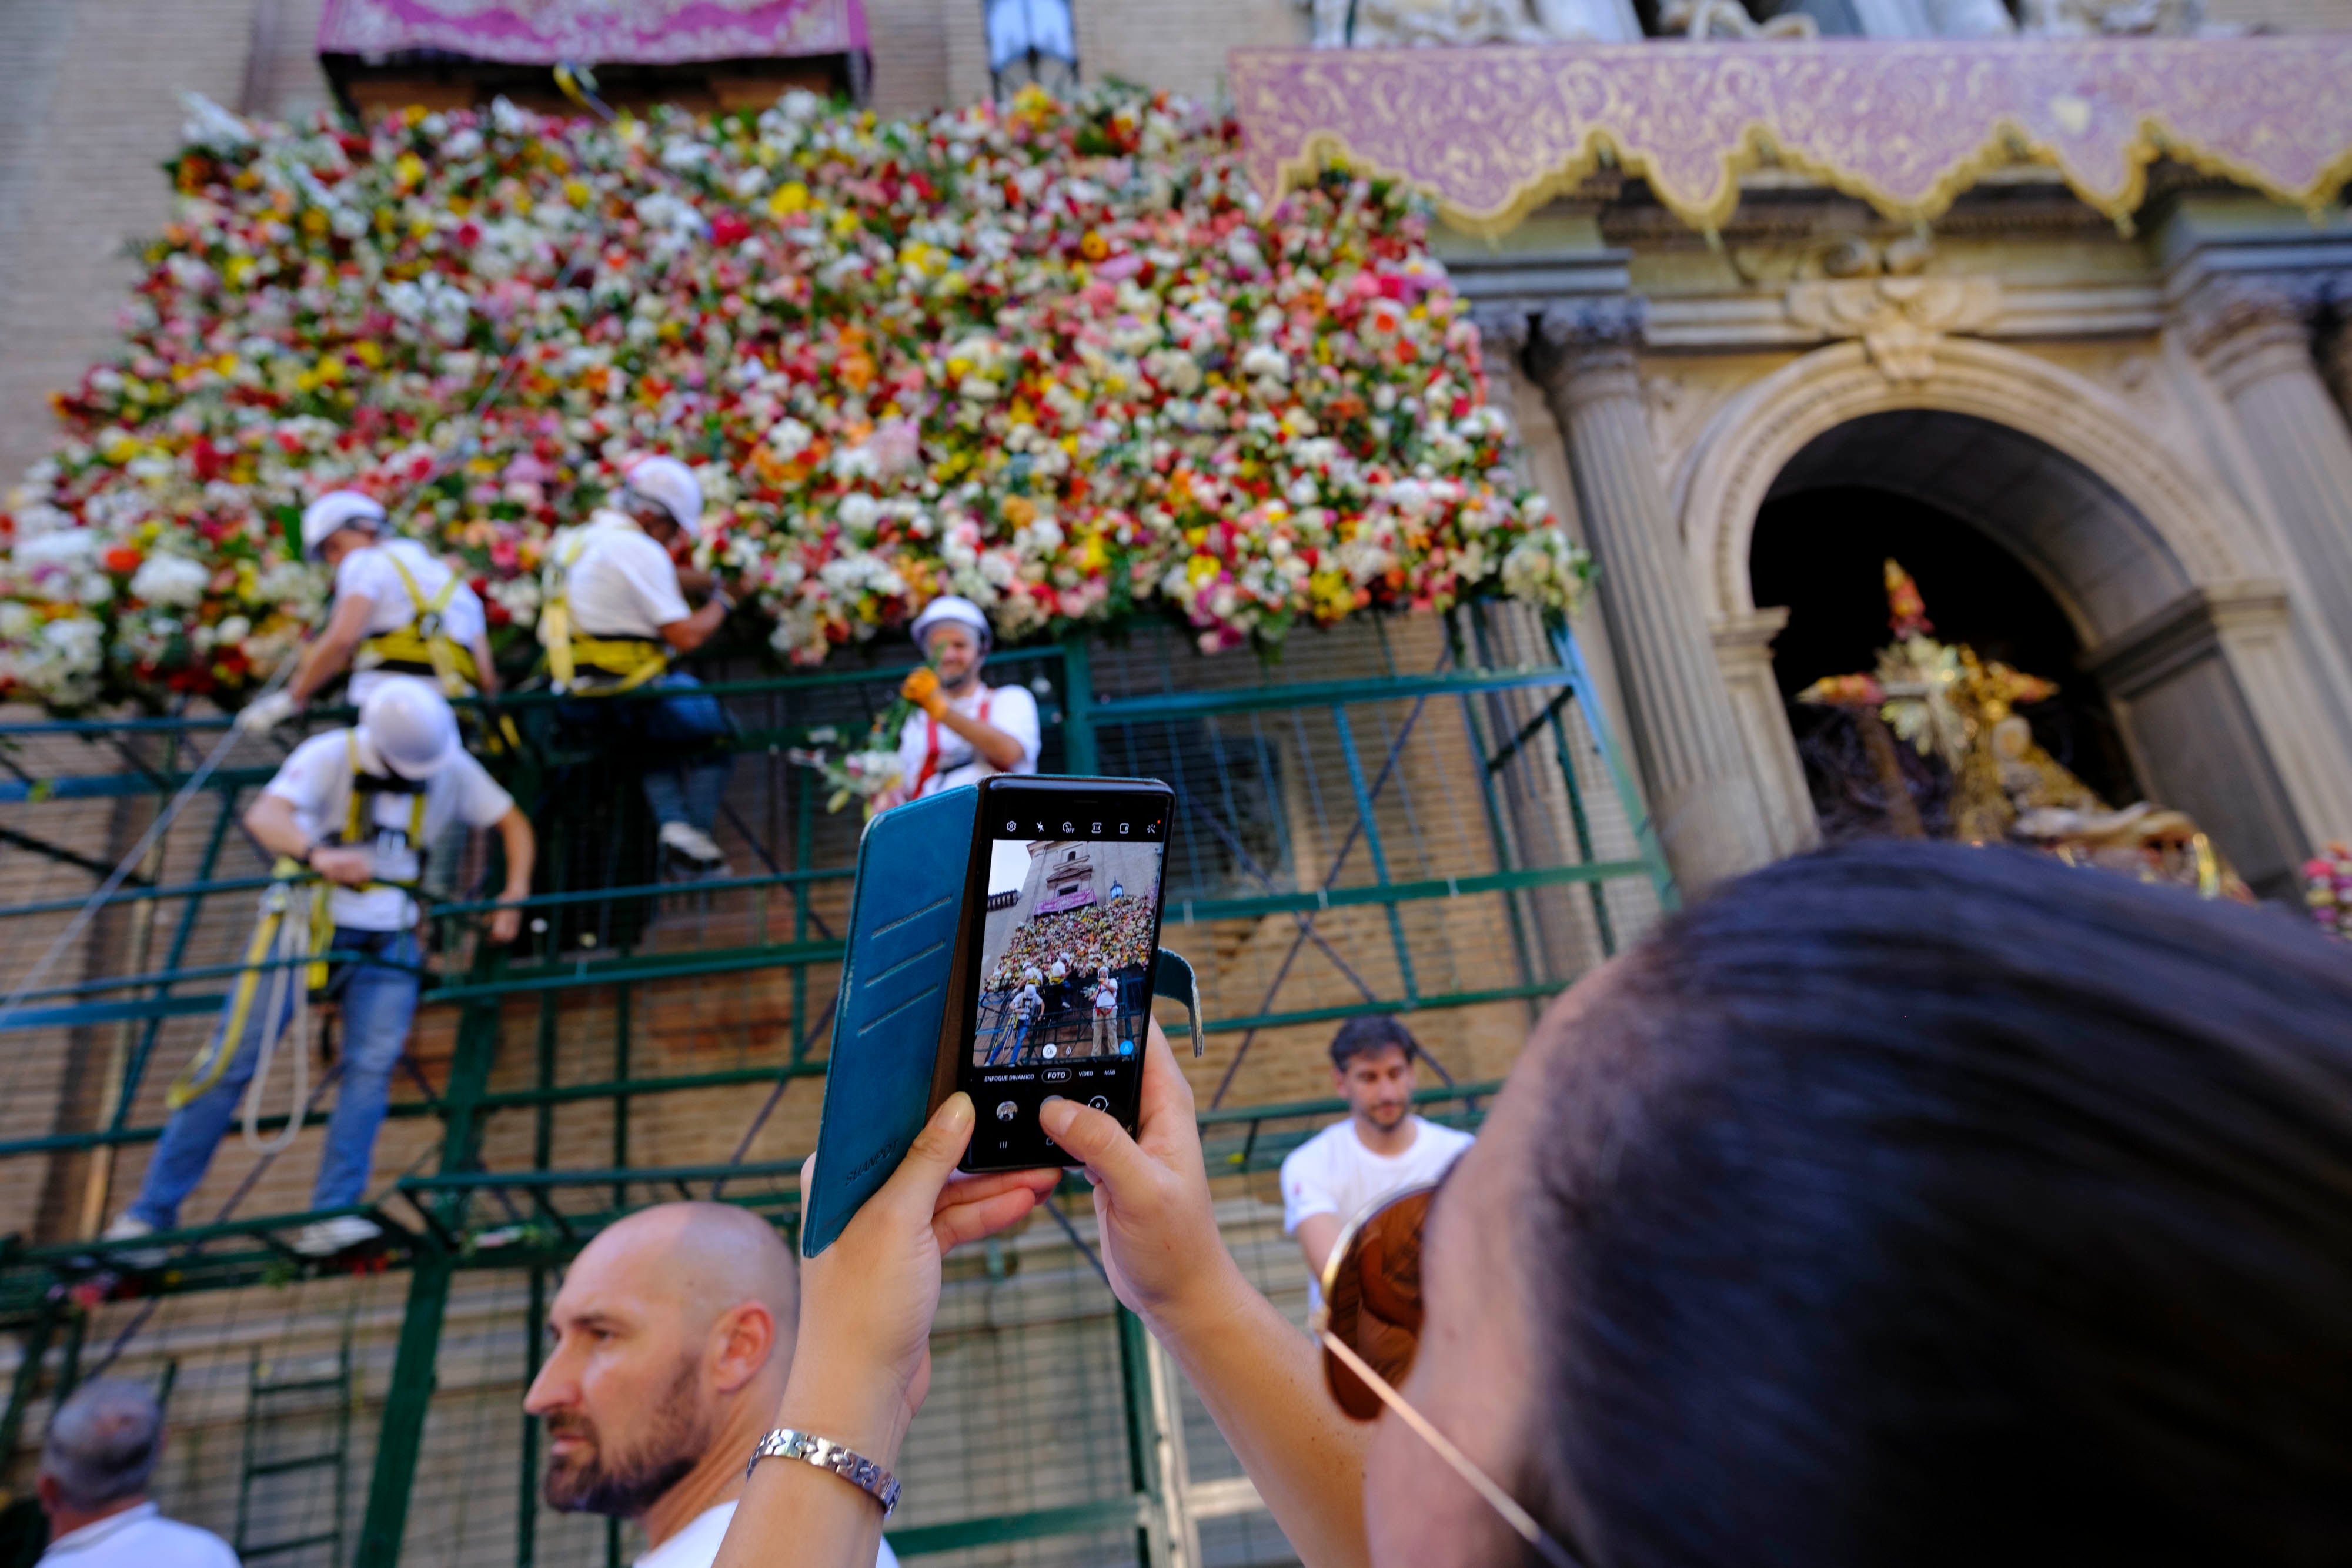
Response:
[910,594,991,652]
[358,677,461,780]
[620,455,702,537]
[300,491,386,558]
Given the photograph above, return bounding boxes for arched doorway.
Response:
[1752,479,2142,840]
[1678,341,2352,900]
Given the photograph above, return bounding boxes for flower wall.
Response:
[0,86,1584,713]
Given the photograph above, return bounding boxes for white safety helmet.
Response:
[620,455,703,537]
[910,594,993,654]
[300,491,386,559]
[358,677,462,781]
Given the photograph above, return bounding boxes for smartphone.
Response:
[941,775,1175,1172]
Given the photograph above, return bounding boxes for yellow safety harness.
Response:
[166,737,426,1149]
[542,522,671,694]
[356,549,480,696]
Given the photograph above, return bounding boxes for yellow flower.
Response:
[394,152,426,192]
[769,180,810,215]
[1186,554,1220,587]
[351,340,383,368]
[564,179,591,208]
[300,208,329,238]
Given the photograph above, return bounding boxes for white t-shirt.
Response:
[891,680,1040,798]
[265,728,514,930]
[1093,978,1118,1013]
[559,510,691,640]
[38,1502,238,1568]
[1281,1115,1476,1308]
[634,1499,896,1568]
[337,537,487,647]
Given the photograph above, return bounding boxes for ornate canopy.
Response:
[317,0,866,65]
[1229,38,2352,234]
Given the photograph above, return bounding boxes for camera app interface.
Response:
[963,795,1167,1163]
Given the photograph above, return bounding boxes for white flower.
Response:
[1240,344,1290,383]
[837,493,881,536]
[129,552,211,608]
[180,93,253,156]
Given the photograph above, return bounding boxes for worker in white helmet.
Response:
[877,594,1040,810]
[104,678,535,1261]
[236,491,497,734]
[542,456,734,875]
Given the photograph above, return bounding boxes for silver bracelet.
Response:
[746,1427,900,1517]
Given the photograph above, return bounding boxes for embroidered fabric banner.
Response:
[1229,38,2352,235]
[318,0,866,64]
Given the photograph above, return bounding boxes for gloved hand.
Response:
[235,690,299,735]
[900,666,950,720]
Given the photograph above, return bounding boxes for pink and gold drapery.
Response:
[318,0,866,64]
[1229,38,2352,235]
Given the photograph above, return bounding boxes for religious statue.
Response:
[1301,0,1643,46]
[1660,0,1819,38]
[1796,560,2250,900]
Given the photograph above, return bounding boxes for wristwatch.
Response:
[746,1427,900,1517]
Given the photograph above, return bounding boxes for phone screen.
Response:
[955,778,1172,1171]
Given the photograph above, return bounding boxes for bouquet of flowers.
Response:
[0,85,1588,714]
[2306,842,2352,940]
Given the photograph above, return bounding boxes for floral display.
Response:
[0,84,1585,713]
[2306,842,2352,940]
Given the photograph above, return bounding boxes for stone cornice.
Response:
[2081,579,2291,698]
[1645,278,2162,349]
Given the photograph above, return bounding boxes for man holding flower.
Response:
[877,596,1039,808]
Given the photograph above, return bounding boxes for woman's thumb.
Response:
[893,1092,975,1196]
[1038,1096,1150,1188]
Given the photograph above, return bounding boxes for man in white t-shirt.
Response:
[547,457,736,875]
[237,490,496,733]
[105,680,534,1259]
[524,1202,896,1568]
[876,596,1039,808]
[35,1380,236,1568]
[1090,972,1120,1058]
[1280,1016,1474,1308]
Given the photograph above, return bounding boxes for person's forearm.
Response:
[472,638,500,696]
[496,810,535,900]
[716,1363,906,1568]
[1148,1256,1372,1567]
[662,599,727,654]
[243,797,316,861]
[676,564,716,597]
[940,710,1027,771]
[287,631,358,705]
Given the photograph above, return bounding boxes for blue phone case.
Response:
[799,787,1209,1257]
[801,785,980,1258]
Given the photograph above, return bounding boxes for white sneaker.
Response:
[100,1213,166,1269]
[659,821,729,876]
[290,1216,382,1258]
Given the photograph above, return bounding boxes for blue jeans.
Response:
[562,671,733,834]
[129,928,421,1228]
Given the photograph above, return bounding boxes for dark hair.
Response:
[1520,841,2352,1566]
[1330,1014,1419,1072]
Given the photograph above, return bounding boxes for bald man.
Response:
[524,1202,897,1568]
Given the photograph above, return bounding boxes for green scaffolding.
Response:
[0,605,1669,1568]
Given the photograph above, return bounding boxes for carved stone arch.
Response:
[1665,336,2352,898]
[1672,337,2269,640]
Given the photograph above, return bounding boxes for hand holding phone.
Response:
[947,776,1175,1172]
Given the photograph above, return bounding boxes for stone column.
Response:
[1528,300,1775,891]
[2179,275,2352,680]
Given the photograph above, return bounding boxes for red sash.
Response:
[912,688,991,798]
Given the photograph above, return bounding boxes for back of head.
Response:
[1521,841,2352,1566]
[42,1380,164,1513]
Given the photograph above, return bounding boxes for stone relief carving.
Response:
[1300,0,1640,46]
[1784,276,2003,383]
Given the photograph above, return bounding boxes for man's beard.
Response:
[540,1359,713,1518]
[1364,1101,1408,1131]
